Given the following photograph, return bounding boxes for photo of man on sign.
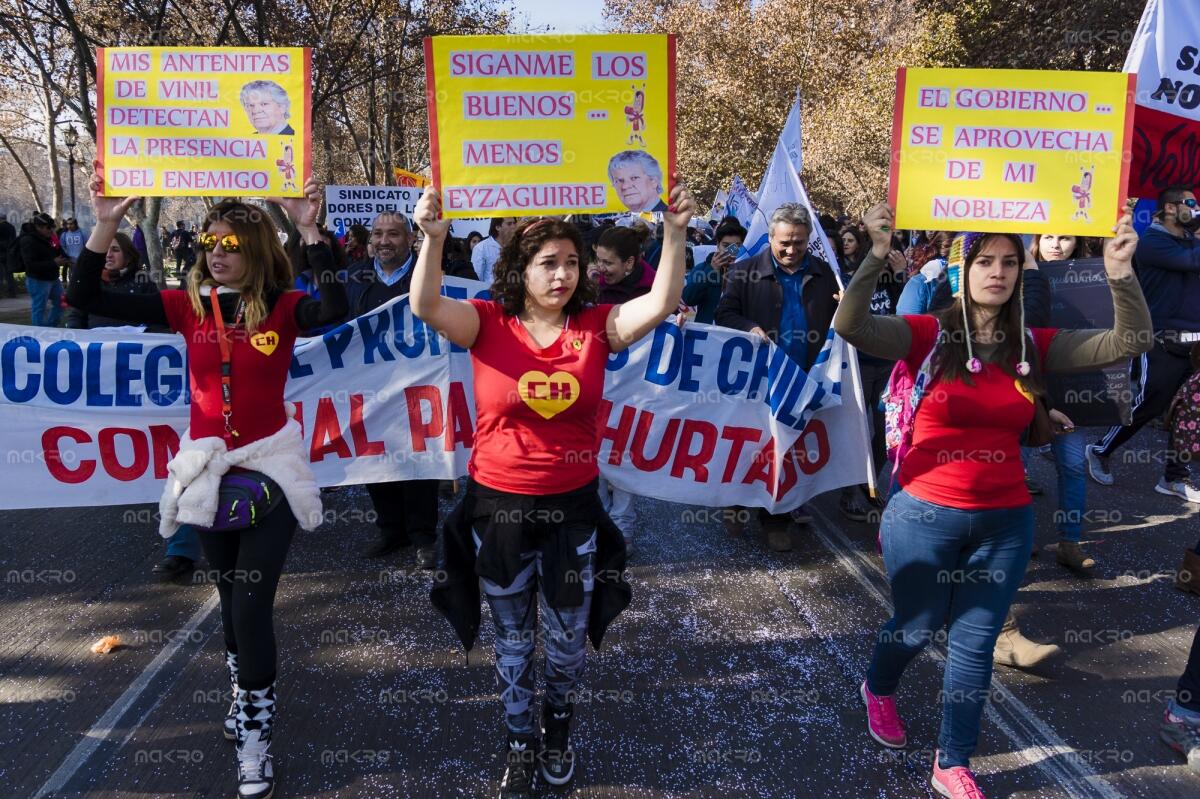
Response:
[608,150,667,212]
[240,79,295,135]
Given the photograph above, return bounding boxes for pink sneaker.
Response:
[931,751,987,798]
[860,680,906,748]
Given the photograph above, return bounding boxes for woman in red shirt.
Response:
[415,181,694,798]
[67,165,346,799]
[834,205,1152,799]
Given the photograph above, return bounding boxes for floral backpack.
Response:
[882,322,943,482]
[1169,368,1200,462]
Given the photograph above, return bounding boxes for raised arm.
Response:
[409,187,479,349]
[268,176,349,330]
[832,203,913,360]
[67,164,168,326]
[606,179,695,352]
[1045,212,1154,372]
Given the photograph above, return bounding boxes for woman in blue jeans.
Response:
[834,205,1151,799]
[1030,233,1100,573]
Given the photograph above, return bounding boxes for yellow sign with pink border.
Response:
[97,47,311,197]
[889,68,1136,236]
[424,34,676,218]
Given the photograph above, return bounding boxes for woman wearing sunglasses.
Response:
[68,164,346,799]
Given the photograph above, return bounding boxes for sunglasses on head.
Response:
[197,232,241,253]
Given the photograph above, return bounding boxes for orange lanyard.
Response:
[208,288,244,446]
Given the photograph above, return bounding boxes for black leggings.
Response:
[197,501,296,690]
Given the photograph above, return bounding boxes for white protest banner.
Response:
[0,281,866,513]
[324,185,489,240]
[324,185,422,234]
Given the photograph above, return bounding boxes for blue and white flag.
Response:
[725,175,759,229]
[708,188,730,222]
[780,94,802,173]
[743,112,838,281]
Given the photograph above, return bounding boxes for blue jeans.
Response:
[1051,431,1087,542]
[26,277,62,327]
[166,524,203,562]
[866,489,1033,768]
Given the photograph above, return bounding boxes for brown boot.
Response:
[1177,549,1200,595]
[993,611,1060,669]
[1056,541,1096,574]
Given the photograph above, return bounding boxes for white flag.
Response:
[743,140,838,277]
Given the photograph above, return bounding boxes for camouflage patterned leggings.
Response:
[476,525,597,734]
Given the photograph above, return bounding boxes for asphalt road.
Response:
[1,425,1198,799]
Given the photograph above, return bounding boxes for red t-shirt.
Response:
[897,314,1058,510]
[466,299,616,495]
[162,289,304,447]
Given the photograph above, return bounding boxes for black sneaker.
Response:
[360,533,410,559]
[151,555,195,581]
[415,546,437,570]
[498,732,538,798]
[839,490,870,522]
[540,703,576,786]
[789,503,813,525]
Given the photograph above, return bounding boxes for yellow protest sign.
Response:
[889,68,1135,236]
[97,47,311,197]
[393,168,430,187]
[424,34,676,218]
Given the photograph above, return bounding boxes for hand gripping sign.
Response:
[424,34,677,217]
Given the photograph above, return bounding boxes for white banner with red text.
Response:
[0,279,868,514]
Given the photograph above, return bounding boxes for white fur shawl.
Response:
[159,407,323,537]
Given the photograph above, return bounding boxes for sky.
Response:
[515,0,608,32]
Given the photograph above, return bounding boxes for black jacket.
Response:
[17,226,61,281]
[431,478,631,652]
[64,266,164,331]
[0,219,15,252]
[716,248,840,369]
[344,255,478,320]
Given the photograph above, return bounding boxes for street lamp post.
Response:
[63,125,79,220]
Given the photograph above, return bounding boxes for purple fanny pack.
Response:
[208,469,283,531]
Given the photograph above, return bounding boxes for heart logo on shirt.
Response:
[250,331,279,356]
[1013,378,1034,404]
[517,370,580,420]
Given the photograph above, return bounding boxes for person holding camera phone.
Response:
[683,218,745,324]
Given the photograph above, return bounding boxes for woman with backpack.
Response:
[68,165,347,799]
[834,203,1152,799]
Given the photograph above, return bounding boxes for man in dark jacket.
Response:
[1087,184,1200,504]
[19,213,68,326]
[715,203,840,552]
[717,203,840,371]
[0,213,17,297]
[344,210,473,568]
